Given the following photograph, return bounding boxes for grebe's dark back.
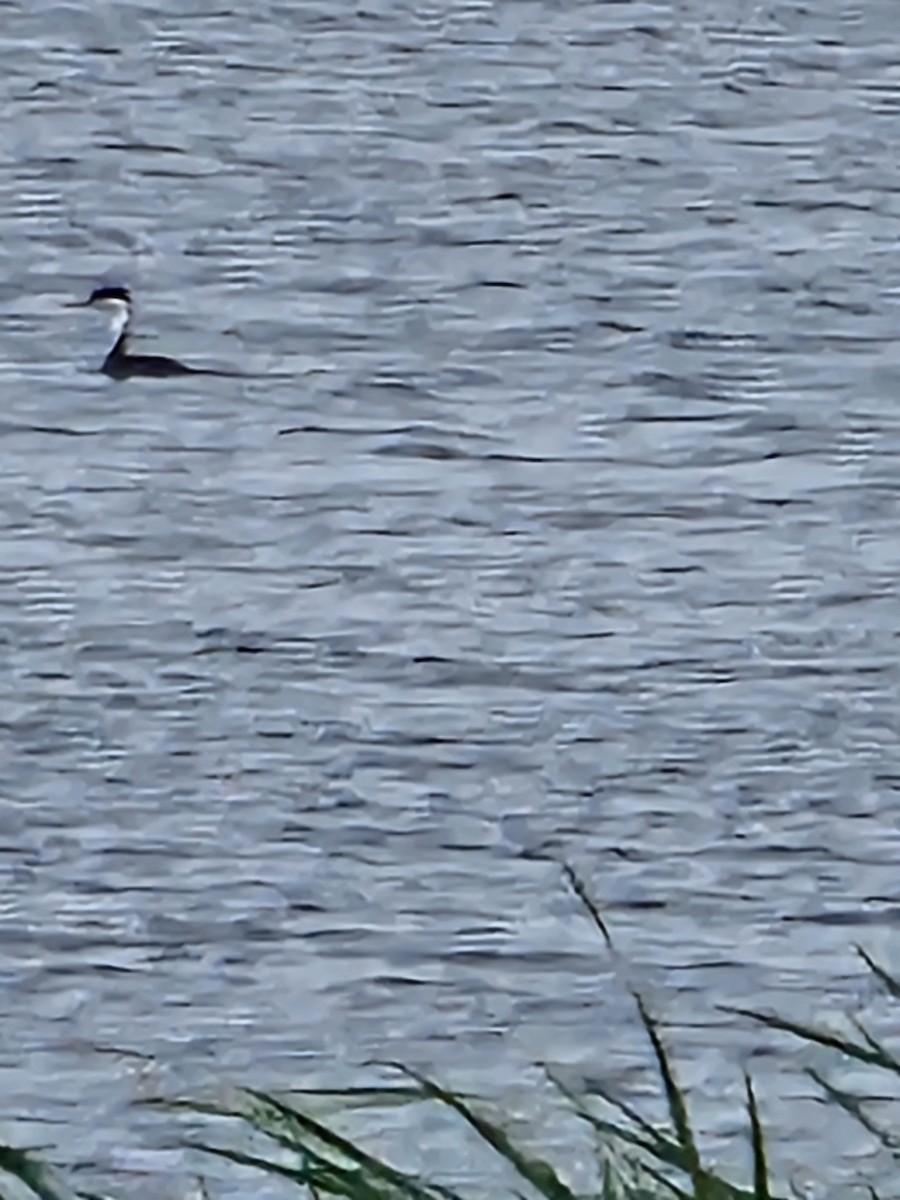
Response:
[67,286,240,379]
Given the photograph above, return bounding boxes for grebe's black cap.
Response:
[66,285,132,308]
[86,285,132,304]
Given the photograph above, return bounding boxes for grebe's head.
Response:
[68,285,132,334]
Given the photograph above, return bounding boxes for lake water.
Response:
[2,0,900,1194]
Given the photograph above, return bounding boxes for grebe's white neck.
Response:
[92,296,131,341]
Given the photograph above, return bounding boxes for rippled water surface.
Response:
[3,0,900,1192]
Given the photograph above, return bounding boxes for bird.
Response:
[67,285,241,379]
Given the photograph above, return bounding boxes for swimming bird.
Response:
[67,285,240,379]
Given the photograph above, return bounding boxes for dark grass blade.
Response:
[545,1068,689,1174]
[194,1136,447,1200]
[242,1090,461,1200]
[384,1064,581,1200]
[856,946,900,1000]
[722,1007,899,1072]
[846,1015,900,1074]
[176,1091,460,1200]
[0,1146,75,1200]
[583,1133,755,1199]
[186,1141,391,1200]
[633,1154,697,1200]
[597,1153,681,1200]
[570,1110,720,1195]
[555,868,758,1200]
[560,864,614,951]
[599,1157,617,1200]
[805,1068,900,1154]
[561,1108,671,1170]
[630,994,705,1192]
[743,1074,769,1200]
[629,999,765,1200]
[598,1146,692,1200]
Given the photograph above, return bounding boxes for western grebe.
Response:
[67,286,240,379]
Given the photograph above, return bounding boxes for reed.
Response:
[3,868,896,1200]
[173,865,780,1200]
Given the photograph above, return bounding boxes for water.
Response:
[2,0,900,1192]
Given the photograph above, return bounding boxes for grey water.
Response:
[2,0,900,1192]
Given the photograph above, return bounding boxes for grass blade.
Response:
[178,1091,459,1200]
[0,1146,76,1200]
[186,1141,384,1200]
[630,994,704,1191]
[805,1069,900,1154]
[384,1064,580,1200]
[743,1074,769,1200]
[856,947,900,1000]
[242,1090,459,1200]
[545,1068,688,1173]
[560,864,613,951]
[846,1015,900,1075]
[635,1154,698,1200]
[722,1007,897,1072]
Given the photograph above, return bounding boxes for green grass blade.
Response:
[629,1154,695,1200]
[743,1074,769,1200]
[0,1146,76,1200]
[191,1137,427,1200]
[187,1141,384,1200]
[630,995,704,1190]
[598,1145,689,1200]
[599,1156,617,1200]
[241,1090,460,1200]
[384,1064,580,1200]
[177,1091,459,1200]
[629,999,760,1200]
